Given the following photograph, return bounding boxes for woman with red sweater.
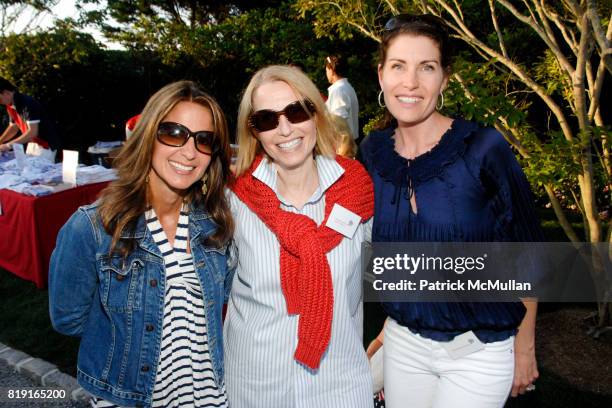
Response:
[224,65,375,407]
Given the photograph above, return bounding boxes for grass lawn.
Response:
[0,267,79,377]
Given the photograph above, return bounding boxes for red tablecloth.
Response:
[0,182,109,288]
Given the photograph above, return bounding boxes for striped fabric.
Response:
[93,205,227,408]
[224,155,374,408]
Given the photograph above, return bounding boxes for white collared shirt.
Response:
[326,78,360,139]
[224,155,373,408]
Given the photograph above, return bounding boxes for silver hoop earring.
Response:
[436,91,445,110]
[378,90,385,108]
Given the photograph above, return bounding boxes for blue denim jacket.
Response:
[49,202,233,407]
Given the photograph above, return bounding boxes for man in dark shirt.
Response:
[0,77,60,156]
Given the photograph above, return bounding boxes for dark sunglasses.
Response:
[384,13,446,32]
[249,100,315,133]
[156,122,217,155]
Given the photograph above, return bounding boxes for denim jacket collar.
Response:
[118,203,213,255]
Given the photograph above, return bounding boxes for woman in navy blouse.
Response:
[360,14,542,408]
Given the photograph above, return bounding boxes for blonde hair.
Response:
[98,80,234,255]
[329,115,357,158]
[234,65,336,175]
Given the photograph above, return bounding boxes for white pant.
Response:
[384,318,514,408]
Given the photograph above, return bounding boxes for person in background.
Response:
[330,114,358,158]
[125,113,141,140]
[360,14,542,408]
[325,55,360,141]
[225,64,374,407]
[0,77,60,158]
[49,81,234,407]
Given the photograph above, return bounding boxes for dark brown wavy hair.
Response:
[97,81,234,256]
[377,14,453,130]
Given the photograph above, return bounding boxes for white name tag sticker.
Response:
[325,203,361,238]
[441,331,485,359]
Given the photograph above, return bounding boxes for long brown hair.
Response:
[98,81,234,255]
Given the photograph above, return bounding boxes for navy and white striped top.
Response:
[93,205,227,408]
[224,155,374,408]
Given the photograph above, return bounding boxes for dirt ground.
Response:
[536,306,612,395]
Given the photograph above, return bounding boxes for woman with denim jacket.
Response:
[49,81,234,407]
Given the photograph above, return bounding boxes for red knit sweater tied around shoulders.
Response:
[231,154,374,370]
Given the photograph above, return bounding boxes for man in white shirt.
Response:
[325,56,360,140]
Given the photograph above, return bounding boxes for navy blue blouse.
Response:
[360,118,545,343]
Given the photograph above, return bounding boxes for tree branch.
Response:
[544,184,580,242]
[383,0,399,15]
[521,0,538,22]
[586,1,612,75]
[498,0,575,77]
[435,0,574,143]
[585,59,595,108]
[347,19,381,42]
[574,11,591,130]
[452,0,464,21]
[572,10,602,243]
[453,73,534,157]
[319,1,381,43]
[592,134,612,183]
[543,4,579,56]
[561,0,581,16]
[569,186,588,236]
[488,0,508,58]
[535,0,562,52]
[588,58,605,121]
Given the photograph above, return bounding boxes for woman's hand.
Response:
[366,336,383,359]
[512,333,538,396]
[366,319,387,359]
[511,300,538,396]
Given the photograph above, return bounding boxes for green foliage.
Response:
[446,56,529,128]
[522,130,582,187]
[87,1,380,139]
[533,50,572,102]
[0,21,99,99]
[0,22,105,149]
[3,0,607,235]
[78,0,284,43]
[295,0,384,41]
[296,0,612,241]
[84,0,283,24]
[0,22,186,151]
[362,110,384,137]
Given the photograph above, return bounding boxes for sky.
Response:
[10,0,121,49]
[11,0,78,31]
[48,0,79,23]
